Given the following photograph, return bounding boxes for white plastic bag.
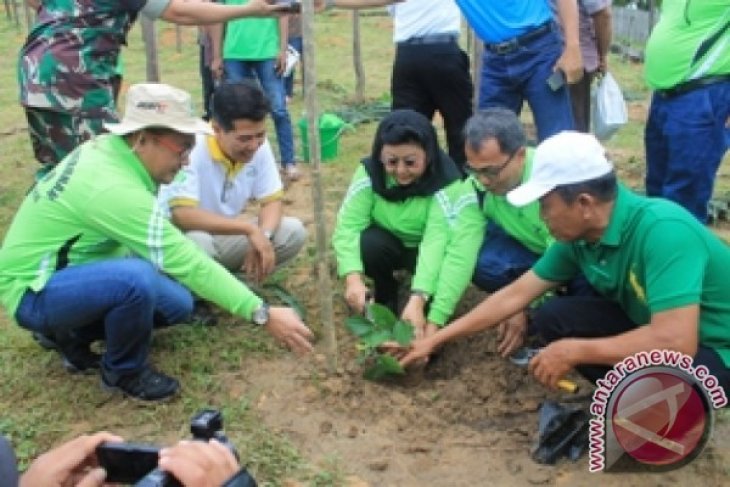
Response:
[283,44,300,77]
[591,72,628,141]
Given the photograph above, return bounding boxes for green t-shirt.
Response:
[223,0,280,60]
[332,165,484,325]
[645,0,730,89]
[474,148,554,255]
[0,134,262,321]
[533,185,730,366]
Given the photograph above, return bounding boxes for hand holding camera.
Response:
[94,410,255,487]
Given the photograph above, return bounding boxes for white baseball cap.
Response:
[104,83,212,136]
[507,131,613,207]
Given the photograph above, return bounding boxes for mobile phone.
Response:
[96,442,160,484]
[276,0,301,14]
[546,70,565,91]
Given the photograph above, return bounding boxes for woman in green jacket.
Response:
[333,110,484,339]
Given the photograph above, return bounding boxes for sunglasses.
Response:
[156,136,193,159]
[466,150,518,179]
[381,155,422,169]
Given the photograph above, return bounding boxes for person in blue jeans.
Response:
[218,7,299,180]
[643,0,729,223]
[464,109,594,344]
[0,83,314,402]
[454,0,582,142]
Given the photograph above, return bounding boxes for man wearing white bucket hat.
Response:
[0,83,313,402]
[401,131,730,395]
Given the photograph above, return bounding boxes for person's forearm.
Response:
[258,200,283,234]
[556,0,580,51]
[592,8,612,64]
[161,0,270,26]
[208,23,224,60]
[171,207,256,235]
[333,0,395,9]
[428,272,547,348]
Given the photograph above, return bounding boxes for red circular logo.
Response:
[611,370,709,466]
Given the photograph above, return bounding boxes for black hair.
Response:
[211,81,270,131]
[463,107,526,155]
[554,171,618,204]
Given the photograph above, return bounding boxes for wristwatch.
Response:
[262,229,274,241]
[410,290,431,303]
[252,303,270,326]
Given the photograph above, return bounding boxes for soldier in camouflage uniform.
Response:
[17,0,287,173]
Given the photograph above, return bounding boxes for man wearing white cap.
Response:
[401,131,730,394]
[0,83,313,402]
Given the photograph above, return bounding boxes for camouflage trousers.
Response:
[24,106,116,167]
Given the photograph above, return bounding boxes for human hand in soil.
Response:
[243,229,275,283]
[158,439,239,487]
[19,431,123,487]
[496,310,527,357]
[265,306,314,354]
[528,339,577,389]
[399,335,437,368]
[344,273,369,313]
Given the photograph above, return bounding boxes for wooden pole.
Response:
[141,17,160,82]
[352,10,365,102]
[175,25,183,53]
[302,0,338,373]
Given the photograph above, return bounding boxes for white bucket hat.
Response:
[507,131,613,207]
[104,83,212,136]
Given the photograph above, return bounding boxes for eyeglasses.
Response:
[156,136,193,160]
[466,150,517,179]
[381,155,421,169]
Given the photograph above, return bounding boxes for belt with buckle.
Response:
[398,33,458,46]
[656,74,730,98]
[485,22,553,55]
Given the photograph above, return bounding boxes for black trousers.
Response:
[361,225,418,313]
[391,41,473,169]
[533,296,730,395]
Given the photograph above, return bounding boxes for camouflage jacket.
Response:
[18,0,150,118]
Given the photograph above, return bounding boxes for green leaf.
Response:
[363,354,404,381]
[361,329,392,348]
[365,303,397,330]
[345,315,373,337]
[392,320,414,346]
[266,283,307,320]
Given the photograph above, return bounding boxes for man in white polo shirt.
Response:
[160,80,306,283]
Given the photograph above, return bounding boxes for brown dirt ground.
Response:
[234,167,730,486]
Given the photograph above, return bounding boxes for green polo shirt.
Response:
[533,185,730,366]
[474,148,554,254]
[0,134,262,321]
[645,0,730,89]
[223,0,280,60]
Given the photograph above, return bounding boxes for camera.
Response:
[97,409,256,486]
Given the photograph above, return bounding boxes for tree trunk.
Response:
[352,10,365,102]
[302,0,338,373]
[141,17,160,82]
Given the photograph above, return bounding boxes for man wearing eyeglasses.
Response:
[0,83,314,402]
[464,108,593,356]
[159,81,306,285]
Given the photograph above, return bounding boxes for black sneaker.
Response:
[60,342,102,374]
[102,366,180,402]
[32,332,58,350]
[190,302,218,326]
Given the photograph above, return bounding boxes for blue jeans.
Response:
[473,222,595,297]
[15,258,194,374]
[284,37,303,98]
[224,58,296,166]
[472,221,541,292]
[645,81,730,223]
[479,27,574,142]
